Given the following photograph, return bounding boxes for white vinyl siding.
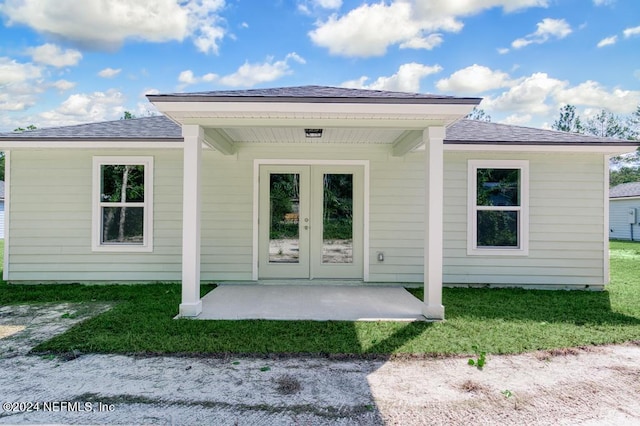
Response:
[6,146,608,288]
[8,150,182,282]
[609,198,640,241]
[443,151,607,288]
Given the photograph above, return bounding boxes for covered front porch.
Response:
[147,86,479,321]
[193,284,425,321]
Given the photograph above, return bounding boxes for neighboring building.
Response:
[0,86,638,320]
[610,181,640,241]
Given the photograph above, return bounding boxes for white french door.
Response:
[258,165,363,279]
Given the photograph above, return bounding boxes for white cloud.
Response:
[312,0,342,9]
[501,113,533,126]
[593,0,615,5]
[341,63,442,92]
[38,89,127,126]
[98,68,122,78]
[309,0,548,57]
[0,0,227,54]
[413,0,549,16]
[436,64,513,94]
[623,25,640,38]
[26,43,82,67]
[309,2,434,57]
[177,69,218,87]
[218,53,306,87]
[555,80,640,114]
[511,18,572,49]
[399,34,444,50]
[482,72,566,115]
[184,0,227,54]
[597,35,617,47]
[0,57,44,111]
[0,57,41,85]
[497,47,510,54]
[51,79,76,91]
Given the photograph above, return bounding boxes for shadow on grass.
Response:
[405,287,640,327]
[3,279,639,357]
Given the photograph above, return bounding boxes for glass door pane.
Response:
[269,173,300,263]
[322,173,353,264]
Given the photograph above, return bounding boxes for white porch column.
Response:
[423,126,445,320]
[180,124,204,317]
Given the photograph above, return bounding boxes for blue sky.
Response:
[0,0,639,132]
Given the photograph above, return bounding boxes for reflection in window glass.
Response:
[269,173,300,263]
[322,174,353,264]
[477,211,518,247]
[476,169,520,207]
[476,168,521,249]
[100,164,145,245]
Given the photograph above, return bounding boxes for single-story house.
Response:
[609,181,640,241]
[0,86,638,320]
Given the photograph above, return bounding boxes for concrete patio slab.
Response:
[196,285,426,321]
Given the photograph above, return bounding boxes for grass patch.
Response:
[2,241,639,356]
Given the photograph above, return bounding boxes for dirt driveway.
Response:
[1,303,639,425]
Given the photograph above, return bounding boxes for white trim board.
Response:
[91,156,155,253]
[252,159,370,281]
[444,144,638,154]
[467,159,530,256]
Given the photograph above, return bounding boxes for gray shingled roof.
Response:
[0,114,637,147]
[610,182,640,198]
[446,119,636,146]
[0,115,182,140]
[147,85,481,105]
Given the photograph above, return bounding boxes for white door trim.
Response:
[252,159,370,281]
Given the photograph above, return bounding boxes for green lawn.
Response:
[0,241,639,356]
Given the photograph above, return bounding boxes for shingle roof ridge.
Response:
[610,181,640,198]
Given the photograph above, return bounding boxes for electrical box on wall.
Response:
[629,208,637,224]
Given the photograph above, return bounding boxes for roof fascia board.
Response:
[179,117,453,129]
[152,101,476,117]
[147,95,481,105]
[610,196,640,201]
[444,143,639,154]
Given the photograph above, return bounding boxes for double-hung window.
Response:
[468,160,529,255]
[92,157,153,252]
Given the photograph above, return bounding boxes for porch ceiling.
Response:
[215,126,407,145]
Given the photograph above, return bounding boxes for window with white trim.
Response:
[468,160,529,256]
[92,157,153,252]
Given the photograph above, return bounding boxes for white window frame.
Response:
[467,159,529,256]
[92,156,154,252]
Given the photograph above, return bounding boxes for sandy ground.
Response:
[1,303,640,425]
